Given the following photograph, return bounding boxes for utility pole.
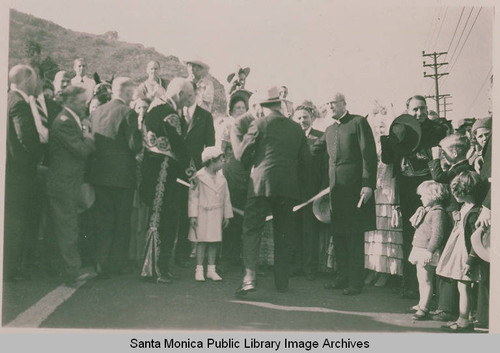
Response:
[423,51,449,116]
[442,95,453,120]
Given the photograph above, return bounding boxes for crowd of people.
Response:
[4,56,492,332]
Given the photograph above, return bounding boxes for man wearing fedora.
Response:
[236,87,312,294]
[186,59,214,113]
[381,95,448,300]
[312,92,377,296]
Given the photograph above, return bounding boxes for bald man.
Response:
[4,64,42,281]
[90,77,143,278]
[312,92,377,295]
[139,77,196,283]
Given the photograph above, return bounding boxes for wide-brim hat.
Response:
[184,59,210,71]
[228,89,253,111]
[312,194,331,224]
[76,183,95,214]
[227,67,251,83]
[257,86,286,106]
[389,114,422,155]
[472,117,492,134]
[471,226,490,262]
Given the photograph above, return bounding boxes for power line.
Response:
[466,67,492,116]
[432,7,448,49]
[426,7,442,50]
[447,7,474,65]
[445,7,465,56]
[424,7,439,49]
[448,7,483,74]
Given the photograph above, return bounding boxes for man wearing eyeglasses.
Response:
[311,92,377,295]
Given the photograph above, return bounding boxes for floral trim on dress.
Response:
[141,156,169,278]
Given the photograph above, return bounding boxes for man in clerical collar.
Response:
[311,92,377,295]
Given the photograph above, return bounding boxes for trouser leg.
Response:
[48,196,82,280]
[93,186,115,272]
[271,197,296,290]
[241,197,268,272]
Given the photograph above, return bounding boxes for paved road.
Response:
[1,262,473,332]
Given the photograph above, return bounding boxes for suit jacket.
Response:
[311,113,377,232]
[184,105,215,169]
[6,90,42,184]
[239,110,312,200]
[480,136,491,209]
[89,99,142,189]
[46,108,95,199]
[40,97,63,167]
[306,128,325,193]
[140,101,191,207]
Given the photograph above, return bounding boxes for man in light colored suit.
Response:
[46,86,95,286]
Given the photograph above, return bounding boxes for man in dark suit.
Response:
[140,78,195,283]
[312,92,377,295]
[89,77,143,277]
[46,86,95,286]
[380,95,448,300]
[175,99,215,267]
[4,65,41,281]
[292,105,324,280]
[236,87,312,294]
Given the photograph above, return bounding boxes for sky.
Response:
[7,0,495,120]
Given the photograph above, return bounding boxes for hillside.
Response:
[8,9,227,114]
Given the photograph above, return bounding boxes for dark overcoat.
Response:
[185,105,215,169]
[89,99,143,189]
[311,113,377,233]
[239,110,312,201]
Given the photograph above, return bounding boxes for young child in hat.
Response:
[436,170,483,332]
[188,146,233,281]
[408,180,451,320]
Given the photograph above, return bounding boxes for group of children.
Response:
[408,131,489,332]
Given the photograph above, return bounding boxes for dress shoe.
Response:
[235,281,256,297]
[342,287,361,296]
[412,309,430,321]
[432,311,457,322]
[156,276,172,284]
[276,286,288,293]
[95,272,110,280]
[324,279,347,290]
[164,271,177,279]
[441,321,474,333]
[65,270,94,287]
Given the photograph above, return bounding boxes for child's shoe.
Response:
[195,266,205,281]
[206,265,222,281]
[412,308,430,321]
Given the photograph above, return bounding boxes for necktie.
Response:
[29,96,49,143]
[36,99,48,127]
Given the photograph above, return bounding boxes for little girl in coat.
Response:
[436,170,483,332]
[408,180,451,320]
[189,147,233,281]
